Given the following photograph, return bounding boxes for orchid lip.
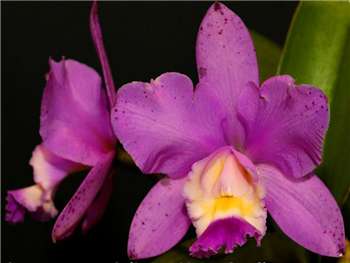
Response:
[183,146,267,256]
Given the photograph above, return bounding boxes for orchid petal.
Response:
[238,75,329,178]
[5,144,82,223]
[128,177,191,260]
[40,59,115,166]
[112,72,226,178]
[196,2,259,147]
[81,172,113,234]
[259,164,345,257]
[52,151,114,242]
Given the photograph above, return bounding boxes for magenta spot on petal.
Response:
[128,249,137,260]
[214,2,221,11]
[199,67,207,78]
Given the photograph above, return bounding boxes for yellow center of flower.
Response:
[183,148,266,236]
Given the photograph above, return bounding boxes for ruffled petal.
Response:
[238,76,329,178]
[5,144,82,223]
[189,217,261,258]
[196,2,259,147]
[52,151,114,241]
[6,185,57,223]
[128,177,191,259]
[40,59,115,166]
[184,146,266,237]
[112,72,226,178]
[259,164,345,257]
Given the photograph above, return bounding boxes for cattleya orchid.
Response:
[5,3,117,241]
[112,2,345,259]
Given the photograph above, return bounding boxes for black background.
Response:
[2,2,297,263]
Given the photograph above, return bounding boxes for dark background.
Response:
[2,2,297,263]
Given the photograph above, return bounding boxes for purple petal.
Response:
[128,177,191,259]
[5,144,82,223]
[112,72,226,178]
[190,216,261,258]
[40,59,115,166]
[81,172,113,234]
[90,1,117,107]
[6,192,26,223]
[196,2,259,146]
[238,76,329,178]
[6,185,57,223]
[259,164,345,257]
[52,151,114,242]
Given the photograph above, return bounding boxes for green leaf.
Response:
[152,232,308,263]
[278,1,350,204]
[251,30,282,82]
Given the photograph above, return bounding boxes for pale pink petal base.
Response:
[190,217,261,258]
[5,144,82,223]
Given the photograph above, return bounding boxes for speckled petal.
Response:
[238,75,329,178]
[81,172,113,234]
[190,216,261,258]
[40,59,115,166]
[128,177,191,259]
[5,144,82,223]
[52,151,114,242]
[196,2,259,147]
[112,72,226,178]
[259,164,345,257]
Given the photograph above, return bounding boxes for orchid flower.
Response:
[112,2,345,259]
[6,2,117,241]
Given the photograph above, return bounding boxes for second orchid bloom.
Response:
[112,2,345,260]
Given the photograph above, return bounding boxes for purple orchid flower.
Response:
[111,2,345,259]
[6,2,117,241]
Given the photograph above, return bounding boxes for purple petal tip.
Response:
[5,192,26,224]
[189,217,261,258]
